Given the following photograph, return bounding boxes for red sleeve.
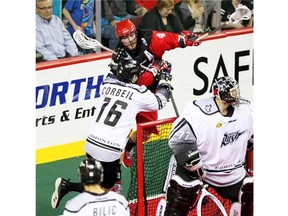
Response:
[148,31,181,59]
[137,71,154,87]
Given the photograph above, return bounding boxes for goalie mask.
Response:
[212,76,240,104]
[117,59,141,83]
[78,158,103,185]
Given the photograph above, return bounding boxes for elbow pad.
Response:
[175,150,205,178]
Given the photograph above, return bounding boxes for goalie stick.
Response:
[197,182,228,216]
[196,4,253,41]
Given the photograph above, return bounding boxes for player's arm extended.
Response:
[169,117,205,178]
[148,31,201,59]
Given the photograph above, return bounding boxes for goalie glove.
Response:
[178,30,201,48]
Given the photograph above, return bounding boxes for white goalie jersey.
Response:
[169,97,253,187]
[63,191,130,216]
[85,74,167,162]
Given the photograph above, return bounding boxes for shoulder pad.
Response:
[193,97,219,115]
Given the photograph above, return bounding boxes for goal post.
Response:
[127,117,176,216]
[137,117,176,216]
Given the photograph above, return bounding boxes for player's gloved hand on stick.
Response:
[179,30,201,47]
[151,59,172,81]
[152,59,172,74]
[158,79,173,90]
[110,48,129,74]
[159,72,172,82]
[112,47,129,63]
[157,80,173,102]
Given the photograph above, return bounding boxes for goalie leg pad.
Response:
[240,177,253,216]
[164,176,201,216]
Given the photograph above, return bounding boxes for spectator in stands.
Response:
[174,0,216,33]
[101,0,147,49]
[63,0,97,54]
[211,0,253,30]
[36,50,44,63]
[138,0,184,33]
[62,158,130,216]
[36,0,79,61]
[36,0,80,61]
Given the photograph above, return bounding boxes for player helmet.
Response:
[117,59,141,83]
[78,158,103,185]
[212,76,240,103]
[115,19,136,38]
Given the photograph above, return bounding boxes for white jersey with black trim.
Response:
[63,191,130,216]
[169,97,253,187]
[85,74,166,162]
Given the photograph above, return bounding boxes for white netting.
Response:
[197,184,228,216]
[73,30,101,50]
[228,4,252,23]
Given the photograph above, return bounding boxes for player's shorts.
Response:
[136,110,159,135]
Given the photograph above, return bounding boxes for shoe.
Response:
[51,177,70,209]
[122,150,133,168]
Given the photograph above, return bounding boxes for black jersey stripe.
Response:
[204,162,245,173]
[86,137,122,153]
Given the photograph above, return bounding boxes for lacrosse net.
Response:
[126,117,253,216]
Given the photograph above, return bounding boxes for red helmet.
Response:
[115,19,136,38]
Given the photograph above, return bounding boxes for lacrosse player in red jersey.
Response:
[163,76,253,216]
[109,19,202,168]
[62,158,130,216]
[51,58,173,209]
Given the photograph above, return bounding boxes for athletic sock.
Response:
[125,138,136,152]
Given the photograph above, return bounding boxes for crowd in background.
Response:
[36,0,253,62]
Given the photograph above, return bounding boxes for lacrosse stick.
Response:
[197,182,228,216]
[73,30,154,72]
[158,64,179,117]
[196,4,253,41]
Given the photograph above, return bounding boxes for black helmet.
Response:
[78,158,103,185]
[212,76,240,103]
[117,59,141,83]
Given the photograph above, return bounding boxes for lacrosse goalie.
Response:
[163,76,253,216]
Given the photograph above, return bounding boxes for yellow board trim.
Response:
[36,140,86,165]
[36,124,172,165]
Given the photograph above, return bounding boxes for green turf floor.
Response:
[36,155,131,216]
